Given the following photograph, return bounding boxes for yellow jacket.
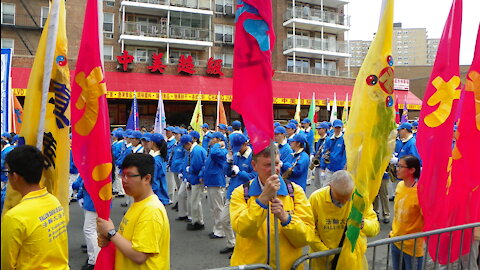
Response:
[308,186,380,269]
[230,177,315,269]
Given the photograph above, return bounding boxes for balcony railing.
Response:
[123,21,210,41]
[286,66,351,77]
[284,8,350,27]
[125,0,211,10]
[283,36,349,54]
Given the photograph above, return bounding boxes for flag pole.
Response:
[270,139,280,270]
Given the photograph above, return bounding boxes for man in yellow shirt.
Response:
[229,144,315,269]
[308,170,380,269]
[97,153,170,270]
[1,145,69,270]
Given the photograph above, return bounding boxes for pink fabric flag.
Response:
[232,0,275,154]
[394,95,400,124]
[444,25,480,264]
[416,0,462,264]
[71,0,115,268]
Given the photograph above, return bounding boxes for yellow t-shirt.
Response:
[115,194,170,270]
[1,188,69,270]
[390,181,424,257]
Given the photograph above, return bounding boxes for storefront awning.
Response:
[11,67,422,109]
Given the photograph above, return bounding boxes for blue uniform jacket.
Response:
[202,132,211,151]
[153,154,170,205]
[320,134,346,172]
[277,142,293,164]
[315,137,327,154]
[282,150,310,191]
[1,145,14,183]
[70,150,78,174]
[170,143,186,173]
[72,176,96,212]
[112,140,124,161]
[166,137,176,165]
[115,144,132,168]
[185,144,207,185]
[201,143,227,187]
[304,128,315,154]
[395,136,421,162]
[225,147,257,200]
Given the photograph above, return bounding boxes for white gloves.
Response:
[390,156,398,165]
[186,166,190,173]
[320,171,326,177]
[232,165,240,175]
[226,153,233,163]
[279,161,283,168]
[178,173,183,179]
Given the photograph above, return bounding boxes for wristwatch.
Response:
[107,229,117,240]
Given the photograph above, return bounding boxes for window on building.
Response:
[1,3,15,25]
[103,13,114,33]
[214,51,233,68]
[214,24,233,43]
[105,0,115,7]
[1,38,14,53]
[215,0,233,14]
[170,50,199,64]
[41,6,49,27]
[134,48,158,63]
[287,58,310,73]
[104,45,113,61]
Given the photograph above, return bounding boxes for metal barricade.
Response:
[291,222,480,270]
[207,264,274,270]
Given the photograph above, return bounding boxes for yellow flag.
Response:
[294,92,301,122]
[190,97,203,141]
[338,0,396,268]
[3,0,71,222]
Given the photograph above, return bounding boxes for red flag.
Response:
[71,0,115,268]
[416,0,462,264]
[445,25,480,264]
[394,95,400,124]
[232,0,275,153]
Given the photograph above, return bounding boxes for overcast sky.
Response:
[347,0,479,65]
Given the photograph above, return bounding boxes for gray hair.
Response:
[252,144,280,161]
[330,170,354,196]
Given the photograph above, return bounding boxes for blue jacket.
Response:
[1,145,14,183]
[115,143,132,168]
[202,132,211,151]
[282,150,310,191]
[226,147,257,200]
[112,140,125,161]
[314,136,327,155]
[395,136,421,162]
[72,176,96,212]
[277,142,293,164]
[166,137,176,165]
[303,128,315,154]
[69,150,78,174]
[201,143,227,187]
[320,134,346,172]
[170,143,186,173]
[185,144,207,185]
[153,154,170,205]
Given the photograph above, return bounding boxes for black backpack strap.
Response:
[330,220,348,269]
[283,179,295,199]
[243,181,251,202]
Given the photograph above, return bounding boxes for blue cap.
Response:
[232,120,242,129]
[150,133,165,145]
[211,132,225,141]
[227,126,234,132]
[205,132,214,138]
[316,122,329,129]
[218,124,227,130]
[412,121,419,127]
[301,118,311,124]
[274,122,281,127]
[327,122,332,128]
[291,133,307,144]
[165,126,175,132]
[230,133,248,153]
[289,119,298,125]
[397,122,412,132]
[189,130,200,139]
[332,119,343,128]
[131,131,143,139]
[180,128,188,135]
[201,123,209,128]
[125,129,133,137]
[172,127,182,134]
[2,132,11,140]
[180,134,193,145]
[274,126,287,134]
[141,133,152,141]
[285,123,297,129]
[12,134,19,143]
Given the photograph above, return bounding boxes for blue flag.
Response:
[126,92,139,130]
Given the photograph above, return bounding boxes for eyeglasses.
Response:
[396,165,409,169]
[120,173,141,180]
[2,170,13,177]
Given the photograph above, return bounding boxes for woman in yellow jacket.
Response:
[308,170,380,269]
[229,145,315,269]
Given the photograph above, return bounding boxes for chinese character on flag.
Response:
[148,52,166,73]
[177,55,196,74]
[206,57,224,76]
[117,50,134,71]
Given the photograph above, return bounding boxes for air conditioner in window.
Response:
[105,33,114,39]
[225,5,233,15]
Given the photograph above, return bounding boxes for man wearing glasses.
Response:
[1,145,69,269]
[97,153,170,269]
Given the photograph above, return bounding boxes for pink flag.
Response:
[394,95,400,124]
[232,0,275,153]
[71,0,115,268]
[444,25,480,264]
[416,0,462,264]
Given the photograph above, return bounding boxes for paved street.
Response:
[67,183,395,270]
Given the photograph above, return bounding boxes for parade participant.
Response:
[227,126,234,135]
[301,118,314,154]
[273,122,281,128]
[308,170,380,269]
[312,122,329,189]
[140,132,152,154]
[274,126,293,164]
[231,120,243,134]
[200,132,228,235]
[218,124,228,135]
[150,133,170,205]
[1,139,14,190]
[165,126,178,210]
[230,144,315,269]
[320,119,346,185]
[116,129,133,169]
[374,171,391,224]
[169,127,186,208]
[130,131,144,154]
[282,133,310,191]
[180,134,207,230]
[1,132,12,144]
[189,130,200,144]
[112,130,126,197]
[289,119,301,134]
[412,121,419,138]
[1,145,69,269]
[221,133,257,254]
[326,121,334,136]
[390,155,424,270]
[285,122,297,143]
[201,123,211,150]
[97,153,170,270]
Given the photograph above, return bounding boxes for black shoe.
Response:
[117,194,125,198]
[389,196,395,201]
[70,198,77,202]
[209,232,225,239]
[172,203,178,210]
[187,222,205,231]
[220,247,234,254]
[383,218,390,224]
[81,244,87,249]
[176,216,188,221]
[121,202,129,207]
[81,263,95,270]
[184,218,192,223]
